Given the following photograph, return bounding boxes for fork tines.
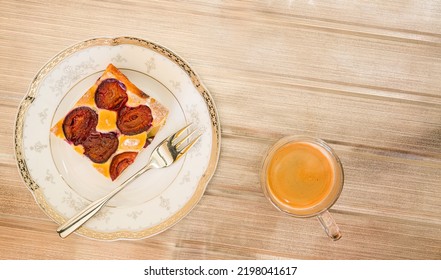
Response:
[172,123,202,156]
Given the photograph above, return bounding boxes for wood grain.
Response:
[0,0,440,259]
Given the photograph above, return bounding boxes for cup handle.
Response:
[317,210,342,241]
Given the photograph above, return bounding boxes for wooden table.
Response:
[1,0,440,260]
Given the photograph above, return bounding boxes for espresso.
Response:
[267,142,335,211]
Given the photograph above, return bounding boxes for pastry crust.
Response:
[51,63,168,180]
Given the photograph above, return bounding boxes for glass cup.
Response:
[260,136,344,240]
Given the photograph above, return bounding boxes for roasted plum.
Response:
[62,106,98,145]
[82,132,119,163]
[117,105,153,135]
[95,78,128,111]
[109,151,138,180]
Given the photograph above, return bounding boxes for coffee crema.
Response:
[266,141,336,212]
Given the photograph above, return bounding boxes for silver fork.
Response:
[56,123,201,238]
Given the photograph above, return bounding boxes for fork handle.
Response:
[56,164,153,238]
